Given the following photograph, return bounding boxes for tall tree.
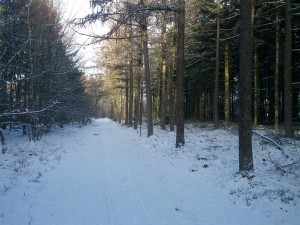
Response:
[274,1,280,129]
[140,0,153,137]
[239,0,254,172]
[224,42,230,124]
[176,0,185,147]
[213,0,220,125]
[284,0,293,137]
[160,0,167,130]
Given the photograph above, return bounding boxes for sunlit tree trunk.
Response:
[169,27,176,132]
[155,76,160,120]
[134,76,141,130]
[224,42,230,124]
[141,0,153,137]
[160,4,167,130]
[129,20,134,126]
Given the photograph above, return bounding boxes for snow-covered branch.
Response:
[0,101,59,118]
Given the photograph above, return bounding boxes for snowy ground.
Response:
[0,119,299,225]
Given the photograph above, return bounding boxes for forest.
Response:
[91,0,299,134]
[0,0,300,172]
[0,0,100,143]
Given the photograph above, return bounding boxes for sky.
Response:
[59,0,108,74]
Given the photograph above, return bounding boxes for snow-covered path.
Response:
[1,119,299,225]
[2,119,199,225]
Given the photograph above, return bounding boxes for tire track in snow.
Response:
[103,154,114,225]
[125,169,156,225]
[99,120,153,225]
[97,119,197,225]
[117,129,198,225]
[105,197,114,225]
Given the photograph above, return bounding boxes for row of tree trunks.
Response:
[111,2,179,139]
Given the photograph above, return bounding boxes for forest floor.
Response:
[0,118,299,225]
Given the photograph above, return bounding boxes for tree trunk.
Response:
[176,0,185,147]
[125,77,129,124]
[129,23,134,127]
[119,89,123,123]
[224,42,230,124]
[134,76,141,130]
[253,50,259,127]
[213,0,220,125]
[155,76,160,120]
[284,0,293,137]
[141,0,153,137]
[160,5,167,130]
[239,0,254,173]
[274,5,280,129]
[252,0,259,127]
[0,128,7,154]
[169,26,177,132]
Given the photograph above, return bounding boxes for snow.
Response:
[0,119,299,225]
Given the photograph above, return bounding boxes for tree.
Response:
[239,0,254,172]
[0,0,90,145]
[160,0,167,130]
[284,0,293,137]
[213,0,220,125]
[274,0,280,129]
[140,0,153,137]
[175,0,185,147]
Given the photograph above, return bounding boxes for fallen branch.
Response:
[253,131,282,150]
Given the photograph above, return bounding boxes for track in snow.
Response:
[0,119,194,225]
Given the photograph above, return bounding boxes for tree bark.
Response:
[176,0,185,147]
[284,0,293,137]
[253,50,259,127]
[160,5,167,130]
[239,0,254,172]
[169,27,176,132]
[224,42,230,124]
[213,0,220,125]
[129,21,134,127]
[252,0,259,127]
[125,76,129,124]
[0,128,7,154]
[141,0,153,137]
[134,71,141,130]
[274,5,280,129]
